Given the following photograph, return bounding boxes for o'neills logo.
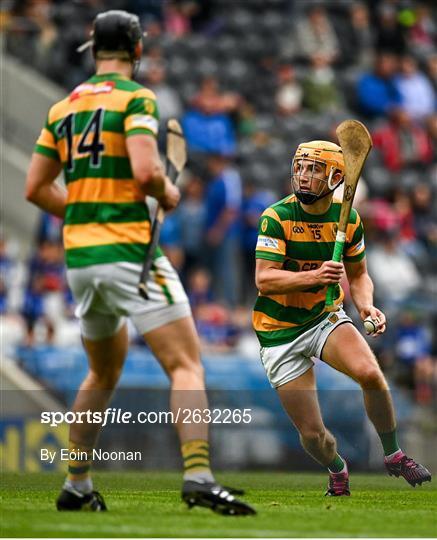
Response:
[70,81,115,101]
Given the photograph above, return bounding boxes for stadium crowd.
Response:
[2,0,437,403]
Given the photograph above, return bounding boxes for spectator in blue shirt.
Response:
[175,174,207,282]
[394,309,434,405]
[394,55,436,122]
[357,52,402,118]
[182,77,240,155]
[205,155,242,307]
[241,182,276,303]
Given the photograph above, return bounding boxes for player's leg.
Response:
[143,315,255,515]
[57,320,128,511]
[322,322,431,486]
[277,367,350,496]
[144,316,209,453]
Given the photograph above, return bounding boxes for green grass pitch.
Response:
[1,471,435,537]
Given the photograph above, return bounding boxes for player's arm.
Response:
[125,90,179,211]
[126,134,179,211]
[255,259,344,295]
[25,153,66,218]
[255,209,343,294]
[345,258,386,335]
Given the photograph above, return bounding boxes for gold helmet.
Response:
[291,140,345,204]
[294,140,344,177]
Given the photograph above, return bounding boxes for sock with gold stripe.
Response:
[64,441,93,494]
[181,439,214,483]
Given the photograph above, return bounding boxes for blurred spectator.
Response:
[36,212,63,245]
[372,109,433,172]
[140,60,183,123]
[187,267,214,313]
[238,102,257,138]
[407,3,436,58]
[6,0,59,76]
[0,238,12,314]
[205,155,242,307]
[186,267,239,353]
[357,52,401,118]
[295,4,340,64]
[22,241,66,345]
[426,113,437,161]
[386,187,431,268]
[160,211,184,272]
[302,54,342,114]
[175,173,207,281]
[394,309,434,405]
[375,3,407,55]
[182,77,239,155]
[367,225,421,307]
[411,183,437,262]
[425,52,437,91]
[190,76,240,115]
[242,182,276,303]
[126,0,163,25]
[394,55,435,122]
[342,2,374,68]
[163,0,190,37]
[275,63,303,117]
[21,274,53,346]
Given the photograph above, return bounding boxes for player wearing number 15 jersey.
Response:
[26,10,254,515]
[253,140,431,496]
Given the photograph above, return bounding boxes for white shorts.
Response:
[67,257,191,340]
[260,308,352,388]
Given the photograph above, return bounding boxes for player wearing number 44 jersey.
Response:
[26,10,254,516]
[253,140,431,496]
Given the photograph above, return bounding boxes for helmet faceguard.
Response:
[291,140,345,205]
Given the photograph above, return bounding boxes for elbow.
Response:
[25,184,37,203]
[134,162,163,189]
[255,274,271,295]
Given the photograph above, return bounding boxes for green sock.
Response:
[378,429,400,456]
[327,453,345,473]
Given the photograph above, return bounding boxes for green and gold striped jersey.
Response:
[253,194,365,347]
[34,72,161,268]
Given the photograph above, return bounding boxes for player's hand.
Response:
[313,261,344,285]
[158,178,180,211]
[360,306,387,336]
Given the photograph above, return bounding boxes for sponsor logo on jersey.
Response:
[70,81,115,101]
[261,218,268,233]
[257,236,278,249]
[292,226,304,233]
[144,98,156,114]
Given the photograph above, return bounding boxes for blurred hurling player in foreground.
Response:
[253,140,431,495]
[25,10,254,515]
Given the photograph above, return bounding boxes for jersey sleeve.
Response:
[344,211,366,262]
[255,208,286,263]
[34,115,60,161]
[124,88,159,137]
